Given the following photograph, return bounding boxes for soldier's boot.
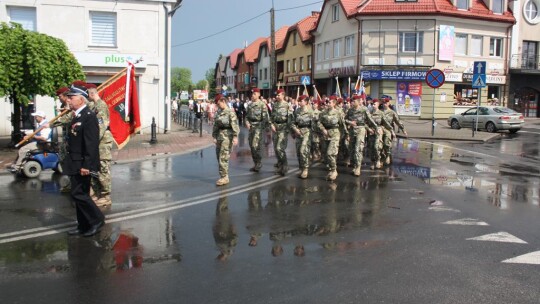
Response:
[375,161,382,169]
[274,164,282,175]
[299,168,308,179]
[353,167,361,177]
[95,194,112,207]
[216,176,229,186]
[326,170,338,181]
[273,162,280,168]
[249,163,261,172]
[280,165,288,176]
[385,155,391,165]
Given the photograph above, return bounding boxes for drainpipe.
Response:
[163,1,183,133]
[356,16,362,78]
[504,23,513,107]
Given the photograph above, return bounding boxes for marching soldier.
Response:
[291,95,314,179]
[318,96,348,181]
[87,84,114,207]
[212,94,239,186]
[336,97,350,166]
[345,95,377,176]
[381,98,407,165]
[368,99,392,170]
[310,99,323,162]
[245,88,269,172]
[270,89,292,176]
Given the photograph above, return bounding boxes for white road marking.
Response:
[443,218,489,226]
[519,131,540,135]
[467,232,527,244]
[502,251,540,265]
[429,206,460,212]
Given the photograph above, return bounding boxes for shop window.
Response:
[454,84,478,105]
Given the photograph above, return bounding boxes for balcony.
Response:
[510,54,540,71]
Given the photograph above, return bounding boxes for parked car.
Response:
[447,106,525,133]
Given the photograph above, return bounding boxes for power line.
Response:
[172,1,323,48]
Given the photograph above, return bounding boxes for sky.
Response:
[171,0,323,82]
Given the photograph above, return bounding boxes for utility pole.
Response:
[270,0,276,93]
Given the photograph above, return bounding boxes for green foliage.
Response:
[171,67,192,93]
[0,22,85,105]
[195,79,207,90]
[205,67,216,98]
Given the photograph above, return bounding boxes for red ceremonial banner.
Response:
[97,63,141,149]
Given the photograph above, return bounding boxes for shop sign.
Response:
[262,83,269,89]
[73,52,147,67]
[287,75,301,83]
[444,73,462,82]
[463,73,506,84]
[361,70,428,81]
[329,66,356,76]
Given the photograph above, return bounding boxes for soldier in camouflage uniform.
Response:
[87,85,114,207]
[310,100,323,162]
[336,97,350,166]
[318,97,348,181]
[345,95,377,176]
[291,95,315,179]
[270,89,292,176]
[212,95,239,186]
[368,99,393,170]
[245,88,269,172]
[381,99,407,165]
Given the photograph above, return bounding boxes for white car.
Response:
[447,106,525,133]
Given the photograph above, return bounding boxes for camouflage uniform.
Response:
[318,107,348,180]
[212,106,239,185]
[49,110,73,163]
[345,105,377,176]
[291,105,314,178]
[88,99,114,204]
[245,99,269,172]
[368,108,392,169]
[381,108,406,165]
[310,105,322,162]
[270,100,292,175]
[337,105,350,165]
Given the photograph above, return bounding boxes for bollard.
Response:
[150,117,158,144]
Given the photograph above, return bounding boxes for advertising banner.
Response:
[439,25,455,61]
[396,82,422,116]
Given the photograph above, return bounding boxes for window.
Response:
[490,38,503,57]
[457,0,469,10]
[300,57,304,72]
[264,68,268,80]
[307,55,312,70]
[399,32,423,52]
[333,39,341,58]
[293,33,297,45]
[7,6,36,31]
[471,36,482,56]
[492,0,504,14]
[455,34,468,55]
[90,11,117,47]
[345,35,354,56]
[324,41,331,59]
[524,0,539,23]
[293,58,297,73]
[317,43,323,62]
[332,4,339,22]
[287,60,290,73]
[259,70,262,81]
[264,47,268,57]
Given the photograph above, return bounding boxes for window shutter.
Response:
[8,7,36,31]
[91,12,116,47]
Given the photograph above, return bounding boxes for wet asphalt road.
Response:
[1,127,539,303]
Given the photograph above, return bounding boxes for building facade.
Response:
[0,0,178,136]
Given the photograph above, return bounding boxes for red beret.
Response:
[252,88,260,93]
[337,97,344,103]
[214,94,223,103]
[346,97,351,102]
[373,98,380,103]
[56,87,69,96]
[72,80,87,87]
[329,95,337,101]
[298,95,308,101]
[276,89,285,94]
[352,94,361,100]
[384,98,390,102]
[85,83,97,89]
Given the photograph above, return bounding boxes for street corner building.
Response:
[0,0,182,137]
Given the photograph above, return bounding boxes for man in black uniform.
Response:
[64,85,105,237]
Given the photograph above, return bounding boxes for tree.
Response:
[0,22,85,143]
[205,68,217,99]
[171,67,192,95]
[195,79,207,90]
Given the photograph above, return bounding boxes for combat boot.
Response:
[299,168,308,179]
[249,163,261,172]
[95,194,112,207]
[216,176,229,186]
[280,165,288,176]
[326,170,338,181]
[273,163,280,168]
[274,164,282,175]
[353,167,361,176]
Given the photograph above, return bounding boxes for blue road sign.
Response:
[472,74,486,88]
[425,69,445,89]
[301,76,311,85]
[473,61,486,76]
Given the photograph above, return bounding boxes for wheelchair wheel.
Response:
[22,161,42,178]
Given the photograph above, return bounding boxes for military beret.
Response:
[298,95,308,101]
[276,89,285,94]
[56,87,69,96]
[214,94,224,103]
[72,80,88,87]
[329,95,337,101]
[85,83,97,89]
[352,94,361,100]
[252,88,260,93]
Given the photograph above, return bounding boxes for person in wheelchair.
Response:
[10,111,52,172]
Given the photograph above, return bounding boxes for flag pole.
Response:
[348,77,351,97]
[313,85,321,100]
[15,109,70,148]
[335,76,341,98]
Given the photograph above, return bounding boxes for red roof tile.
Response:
[296,12,320,41]
[228,48,243,69]
[355,0,514,23]
[244,37,267,63]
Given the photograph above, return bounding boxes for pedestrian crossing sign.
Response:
[472,74,486,88]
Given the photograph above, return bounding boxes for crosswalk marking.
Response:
[467,232,527,244]
[443,218,489,226]
[429,206,460,212]
[502,251,540,265]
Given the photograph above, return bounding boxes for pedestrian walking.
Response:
[245,88,269,172]
[212,95,239,186]
[270,89,292,176]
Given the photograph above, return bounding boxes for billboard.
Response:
[396,82,422,116]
